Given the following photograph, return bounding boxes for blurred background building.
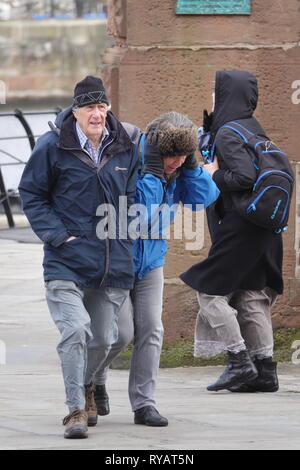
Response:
[0,0,111,223]
[0,1,110,107]
[0,1,108,20]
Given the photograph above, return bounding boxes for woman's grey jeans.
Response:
[45,280,128,412]
[93,266,164,412]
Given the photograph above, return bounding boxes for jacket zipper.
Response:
[96,135,117,287]
[62,136,117,288]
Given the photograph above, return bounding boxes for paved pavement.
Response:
[0,226,40,243]
[0,215,40,243]
[0,239,300,450]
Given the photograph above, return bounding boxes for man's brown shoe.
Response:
[85,382,98,426]
[63,409,88,439]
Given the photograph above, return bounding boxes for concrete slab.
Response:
[0,225,40,243]
[0,240,300,450]
[0,214,29,229]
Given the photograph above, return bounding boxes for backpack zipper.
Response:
[253,170,294,191]
[246,185,289,225]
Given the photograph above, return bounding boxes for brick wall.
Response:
[103,0,300,343]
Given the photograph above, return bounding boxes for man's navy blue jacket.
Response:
[19,111,139,289]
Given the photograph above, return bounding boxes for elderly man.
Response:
[19,76,139,439]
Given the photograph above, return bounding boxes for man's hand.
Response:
[65,236,77,243]
[203,159,219,176]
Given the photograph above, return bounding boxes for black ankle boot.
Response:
[94,384,110,416]
[228,358,279,393]
[207,350,258,392]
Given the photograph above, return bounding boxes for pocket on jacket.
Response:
[62,236,83,246]
[58,237,85,258]
[56,237,101,275]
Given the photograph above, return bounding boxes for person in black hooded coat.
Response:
[180,70,283,393]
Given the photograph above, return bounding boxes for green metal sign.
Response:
[176,0,251,15]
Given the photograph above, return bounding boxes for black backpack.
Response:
[217,121,294,233]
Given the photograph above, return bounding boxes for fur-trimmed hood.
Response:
[156,127,198,157]
[145,112,198,157]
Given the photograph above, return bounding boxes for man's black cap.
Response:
[73,75,109,108]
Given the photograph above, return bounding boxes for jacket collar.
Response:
[57,111,133,156]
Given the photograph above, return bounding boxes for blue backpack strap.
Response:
[210,140,216,162]
[220,122,249,144]
[139,133,145,166]
[228,121,256,138]
[212,121,251,161]
[217,121,260,170]
[220,121,253,144]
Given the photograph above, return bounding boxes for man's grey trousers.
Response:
[94,266,164,412]
[45,280,128,412]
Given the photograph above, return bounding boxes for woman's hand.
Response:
[203,159,219,176]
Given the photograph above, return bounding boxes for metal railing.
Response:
[0,108,61,227]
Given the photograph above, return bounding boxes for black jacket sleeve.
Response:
[213,127,257,192]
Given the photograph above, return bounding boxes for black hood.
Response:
[211,70,258,134]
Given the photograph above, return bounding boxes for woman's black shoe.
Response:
[134,406,168,427]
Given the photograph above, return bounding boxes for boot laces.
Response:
[85,383,96,411]
[63,409,86,426]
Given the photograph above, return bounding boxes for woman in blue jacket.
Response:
[88,112,220,426]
